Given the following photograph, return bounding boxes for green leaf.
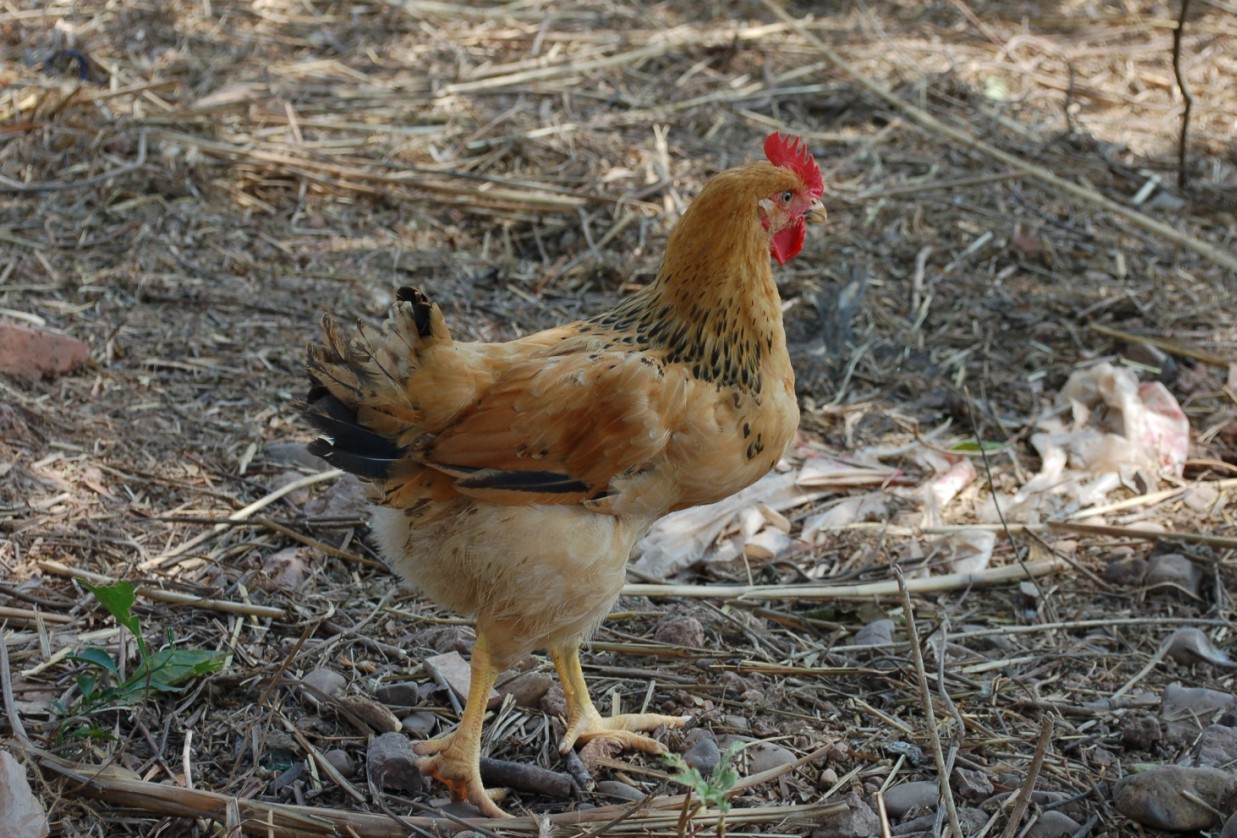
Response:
[83,581,149,658]
[68,647,121,677]
[132,647,226,693]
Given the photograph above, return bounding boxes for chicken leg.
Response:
[551,643,690,753]
[413,632,510,819]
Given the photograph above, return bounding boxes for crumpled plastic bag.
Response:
[1010,362,1188,518]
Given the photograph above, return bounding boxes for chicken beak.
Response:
[805,199,828,225]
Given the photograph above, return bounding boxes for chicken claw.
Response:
[414,734,510,819]
[551,644,690,754]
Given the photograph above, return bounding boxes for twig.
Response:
[0,625,32,745]
[623,557,1065,601]
[143,468,344,568]
[895,566,963,838]
[998,716,1053,838]
[253,516,385,570]
[1048,521,1237,549]
[1086,323,1229,367]
[762,0,1237,275]
[38,560,285,619]
[1171,0,1194,189]
[479,757,573,799]
[0,606,73,625]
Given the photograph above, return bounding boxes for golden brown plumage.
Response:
[306,133,826,817]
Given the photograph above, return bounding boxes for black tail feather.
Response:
[304,388,403,480]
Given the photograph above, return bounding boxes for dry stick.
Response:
[0,625,32,746]
[143,468,343,569]
[894,566,963,838]
[39,560,284,620]
[252,516,385,570]
[1086,323,1230,368]
[1171,0,1194,190]
[0,605,73,625]
[1049,521,1237,549]
[623,557,1065,601]
[999,716,1054,838]
[761,0,1237,275]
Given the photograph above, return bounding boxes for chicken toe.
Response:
[551,643,690,754]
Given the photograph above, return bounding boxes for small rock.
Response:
[303,474,368,519]
[811,791,878,838]
[1025,810,1082,837]
[579,736,624,773]
[1144,553,1203,599]
[400,711,438,737]
[1103,553,1147,587]
[366,732,423,794]
[497,670,553,708]
[267,469,315,506]
[1113,765,1237,831]
[818,767,838,788]
[852,618,894,648]
[1122,714,1162,750]
[424,651,500,710]
[595,780,644,802]
[682,736,721,778]
[722,714,750,731]
[322,749,356,778]
[1182,484,1220,514]
[270,761,305,795]
[951,766,993,802]
[415,626,473,656]
[541,684,567,718]
[747,741,796,774]
[654,614,705,648]
[1192,724,1237,769]
[259,547,310,592]
[1164,628,1237,669]
[1161,684,1237,724]
[882,780,938,817]
[1223,811,1237,838]
[1121,342,1177,382]
[375,682,423,709]
[301,668,346,701]
[684,727,717,748]
[0,323,90,379]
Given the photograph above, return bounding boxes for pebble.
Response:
[810,791,877,838]
[366,732,423,794]
[654,614,705,648]
[375,681,423,709]
[1025,810,1082,837]
[682,736,721,778]
[746,741,796,774]
[301,668,346,701]
[0,323,90,379]
[400,711,437,737]
[881,780,938,817]
[323,749,356,778]
[1114,765,1236,831]
[498,670,553,708]
[424,651,501,710]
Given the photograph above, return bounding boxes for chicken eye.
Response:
[780,190,793,204]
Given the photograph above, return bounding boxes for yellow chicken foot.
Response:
[413,633,511,819]
[551,644,690,753]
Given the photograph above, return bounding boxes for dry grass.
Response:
[1,0,1235,835]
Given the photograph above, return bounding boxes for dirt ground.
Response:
[2,1,1236,835]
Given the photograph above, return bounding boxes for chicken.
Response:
[305,132,826,817]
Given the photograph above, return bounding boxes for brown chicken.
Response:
[305,133,826,817]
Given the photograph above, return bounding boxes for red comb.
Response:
[764,132,824,198]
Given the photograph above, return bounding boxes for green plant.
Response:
[662,740,743,838]
[57,581,224,734]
